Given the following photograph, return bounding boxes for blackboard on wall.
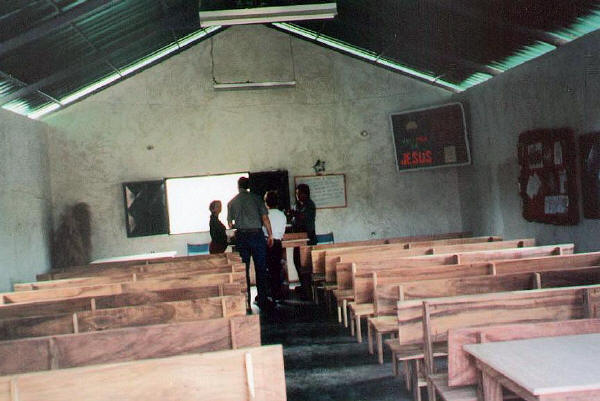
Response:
[122,180,168,237]
[390,103,471,172]
[294,174,346,209]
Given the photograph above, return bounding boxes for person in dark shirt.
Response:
[227,177,274,313]
[290,183,317,299]
[208,200,228,254]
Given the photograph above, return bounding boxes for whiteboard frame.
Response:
[294,173,347,209]
[389,102,471,173]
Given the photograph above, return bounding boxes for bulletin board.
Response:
[390,103,471,172]
[294,174,347,209]
[517,128,579,225]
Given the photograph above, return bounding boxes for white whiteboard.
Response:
[294,174,347,209]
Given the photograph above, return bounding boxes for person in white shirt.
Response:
[263,191,287,301]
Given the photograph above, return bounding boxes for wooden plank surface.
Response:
[325,238,526,282]
[493,252,600,275]
[1,273,245,305]
[448,319,600,387]
[34,260,243,283]
[37,252,241,280]
[0,344,286,401]
[463,334,600,395]
[0,295,246,340]
[397,285,599,347]
[310,232,474,274]
[0,315,260,375]
[0,283,242,319]
[17,263,246,291]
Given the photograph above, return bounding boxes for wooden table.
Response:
[463,333,600,401]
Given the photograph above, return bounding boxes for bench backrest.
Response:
[418,286,600,375]
[355,263,493,304]
[1,272,246,305]
[0,283,243,320]
[337,244,571,291]
[0,315,260,376]
[397,285,600,347]
[447,318,600,387]
[0,344,286,401]
[309,231,473,274]
[0,295,246,341]
[38,252,241,280]
[373,265,600,313]
[325,238,523,281]
[37,257,242,282]
[18,263,246,291]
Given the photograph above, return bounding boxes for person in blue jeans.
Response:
[227,177,274,313]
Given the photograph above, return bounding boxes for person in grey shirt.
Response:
[228,177,273,313]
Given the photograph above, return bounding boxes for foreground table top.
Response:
[464,333,600,398]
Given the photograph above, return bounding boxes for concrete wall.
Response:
[0,108,52,291]
[43,25,461,259]
[455,30,600,251]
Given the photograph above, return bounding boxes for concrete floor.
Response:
[259,298,413,401]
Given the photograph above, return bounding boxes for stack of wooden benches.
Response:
[302,232,600,401]
[0,252,287,400]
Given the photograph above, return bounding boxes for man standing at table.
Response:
[228,177,274,313]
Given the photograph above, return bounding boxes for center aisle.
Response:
[260,301,411,401]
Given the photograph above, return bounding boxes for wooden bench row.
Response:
[391,285,600,401]
[0,344,285,401]
[37,251,242,280]
[340,244,573,331]
[16,262,246,291]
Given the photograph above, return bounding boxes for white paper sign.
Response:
[295,174,347,209]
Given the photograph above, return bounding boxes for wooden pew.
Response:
[0,344,287,401]
[0,283,242,320]
[325,237,519,283]
[37,252,241,280]
[16,262,246,291]
[309,231,474,277]
[0,315,260,375]
[36,257,242,282]
[370,266,600,365]
[444,318,600,393]
[0,295,246,340]
[344,244,572,338]
[393,285,600,401]
[0,272,246,305]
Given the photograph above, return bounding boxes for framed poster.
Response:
[294,174,347,209]
[517,128,579,225]
[390,102,471,171]
[579,132,600,219]
[122,180,169,237]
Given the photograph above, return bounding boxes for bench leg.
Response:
[343,299,348,328]
[481,371,503,401]
[337,305,342,323]
[367,321,373,353]
[377,332,384,364]
[410,360,421,401]
[427,376,437,401]
[392,352,398,376]
[404,361,412,391]
[350,311,355,336]
[357,315,363,343]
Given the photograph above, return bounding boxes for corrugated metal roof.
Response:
[0,0,599,119]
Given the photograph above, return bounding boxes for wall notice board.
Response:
[294,174,347,209]
[390,103,471,171]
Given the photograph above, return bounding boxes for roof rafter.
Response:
[0,0,117,58]
[422,0,569,47]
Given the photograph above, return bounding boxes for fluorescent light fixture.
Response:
[214,81,296,90]
[200,3,337,27]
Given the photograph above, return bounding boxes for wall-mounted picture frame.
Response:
[294,174,347,209]
[580,132,600,219]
